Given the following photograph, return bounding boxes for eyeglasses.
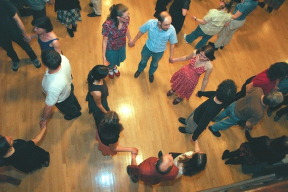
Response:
[120,16,129,19]
[200,53,209,60]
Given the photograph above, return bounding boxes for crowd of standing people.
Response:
[0,0,288,188]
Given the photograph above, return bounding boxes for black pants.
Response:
[154,0,171,17]
[55,84,81,117]
[31,8,46,23]
[0,35,37,62]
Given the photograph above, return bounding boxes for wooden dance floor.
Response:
[0,0,287,191]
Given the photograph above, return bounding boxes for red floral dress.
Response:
[170,57,206,100]
[102,18,130,50]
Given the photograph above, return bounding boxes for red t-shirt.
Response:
[252,69,276,94]
[128,157,179,185]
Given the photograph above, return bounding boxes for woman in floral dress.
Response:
[102,4,131,79]
[167,45,215,105]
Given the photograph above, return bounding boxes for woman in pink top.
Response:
[234,62,288,102]
[167,45,215,105]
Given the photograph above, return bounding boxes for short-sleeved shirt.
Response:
[0,0,21,39]
[252,69,277,95]
[3,139,49,173]
[192,91,225,141]
[200,9,231,36]
[102,18,130,50]
[139,19,178,53]
[128,157,179,185]
[235,87,266,125]
[42,55,72,106]
[234,0,258,21]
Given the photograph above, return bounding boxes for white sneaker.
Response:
[183,34,188,43]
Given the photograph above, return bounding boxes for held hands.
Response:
[169,57,175,63]
[39,119,47,129]
[23,33,31,42]
[128,40,135,47]
[131,147,139,155]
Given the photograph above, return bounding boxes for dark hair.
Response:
[107,4,128,27]
[181,153,207,176]
[0,135,10,157]
[221,0,233,12]
[157,11,170,23]
[98,111,123,141]
[262,91,283,107]
[155,156,173,175]
[196,45,216,61]
[41,50,62,70]
[87,65,109,84]
[267,62,288,81]
[32,17,53,32]
[216,79,237,102]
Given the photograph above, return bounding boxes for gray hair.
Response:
[263,91,284,107]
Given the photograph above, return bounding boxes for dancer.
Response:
[178,79,237,141]
[0,126,49,173]
[172,141,207,178]
[86,65,110,126]
[95,111,138,156]
[40,50,81,129]
[127,141,207,184]
[184,0,232,49]
[168,45,215,105]
[222,131,288,165]
[210,0,257,50]
[0,0,41,71]
[208,88,283,137]
[102,4,131,79]
[130,11,178,83]
[30,17,61,53]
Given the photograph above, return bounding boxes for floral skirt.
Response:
[57,8,82,27]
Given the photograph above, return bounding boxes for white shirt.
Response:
[174,151,194,178]
[42,55,72,106]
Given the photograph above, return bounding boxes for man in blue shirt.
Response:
[129,11,178,83]
[210,0,258,50]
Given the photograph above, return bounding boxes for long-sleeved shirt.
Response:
[192,91,225,141]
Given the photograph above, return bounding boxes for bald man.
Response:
[129,11,178,83]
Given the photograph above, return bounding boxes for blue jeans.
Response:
[211,102,240,131]
[137,44,164,75]
[185,26,213,49]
